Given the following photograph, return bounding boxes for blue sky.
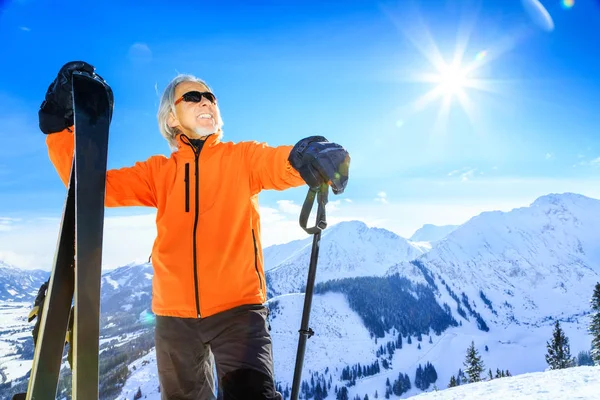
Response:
[1,0,600,269]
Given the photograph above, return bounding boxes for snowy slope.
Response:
[0,261,48,301]
[264,237,313,272]
[413,193,600,327]
[266,221,426,296]
[408,366,600,400]
[115,353,600,400]
[410,224,459,244]
[4,192,600,399]
[266,288,594,399]
[110,288,595,400]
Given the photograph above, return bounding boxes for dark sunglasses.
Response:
[174,91,217,106]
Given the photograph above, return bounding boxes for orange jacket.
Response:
[46,128,305,318]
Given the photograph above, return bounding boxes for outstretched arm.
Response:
[46,128,158,208]
[244,141,306,194]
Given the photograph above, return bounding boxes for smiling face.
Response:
[168,81,221,140]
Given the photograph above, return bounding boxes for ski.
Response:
[71,71,111,399]
[14,71,111,400]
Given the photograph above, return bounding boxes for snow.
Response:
[6,288,17,296]
[408,366,600,400]
[268,292,379,385]
[105,275,119,289]
[417,192,600,327]
[2,357,32,382]
[0,302,33,382]
[410,224,459,243]
[267,221,427,295]
[115,349,162,400]
[2,192,600,399]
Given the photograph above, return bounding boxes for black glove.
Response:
[39,61,114,134]
[289,136,350,195]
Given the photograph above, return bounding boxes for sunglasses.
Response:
[174,91,217,106]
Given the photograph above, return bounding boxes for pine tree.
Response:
[337,386,349,400]
[133,387,142,400]
[463,341,485,383]
[545,320,573,369]
[589,282,600,365]
[374,390,378,398]
[488,368,493,380]
[448,375,457,387]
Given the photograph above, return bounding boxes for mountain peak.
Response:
[266,220,427,296]
[328,220,369,233]
[530,192,592,208]
[410,224,459,243]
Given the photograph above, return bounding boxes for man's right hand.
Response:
[39,61,113,134]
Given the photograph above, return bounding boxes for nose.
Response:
[195,98,211,111]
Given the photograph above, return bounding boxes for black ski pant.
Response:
[155,304,282,400]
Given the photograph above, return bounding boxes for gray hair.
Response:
[157,74,223,151]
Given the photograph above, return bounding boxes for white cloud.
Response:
[328,200,341,213]
[4,176,600,271]
[374,192,388,204]
[448,167,477,181]
[574,157,600,167]
[460,169,476,181]
[19,27,30,32]
[128,43,152,63]
[545,153,554,160]
[0,217,19,232]
[277,200,301,215]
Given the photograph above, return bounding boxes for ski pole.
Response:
[291,183,328,400]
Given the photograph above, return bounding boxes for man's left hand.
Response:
[289,136,350,195]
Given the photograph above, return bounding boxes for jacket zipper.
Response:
[192,150,201,317]
[252,229,264,294]
[184,163,190,212]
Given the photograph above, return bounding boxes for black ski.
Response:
[15,71,111,400]
[71,71,111,399]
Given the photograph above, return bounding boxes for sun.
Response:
[386,5,513,136]
[436,63,469,97]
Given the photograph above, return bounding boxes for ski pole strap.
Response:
[299,184,328,234]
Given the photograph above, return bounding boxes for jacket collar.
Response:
[175,131,221,156]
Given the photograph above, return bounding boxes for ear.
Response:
[167,112,179,129]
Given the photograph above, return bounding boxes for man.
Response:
[39,61,350,400]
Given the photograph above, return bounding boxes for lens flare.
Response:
[475,50,487,62]
[139,309,156,326]
[561,0,574,8]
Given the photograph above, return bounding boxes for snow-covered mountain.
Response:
[263,237,312,272]
[0,261,49,302]
[112,289,598,400]
[2,192,599,400]
[265,221,427,296]
[393,193,600,328]
[100,262,153,317]
[409,224,459,244]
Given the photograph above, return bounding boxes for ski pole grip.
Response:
[299,184,328,234]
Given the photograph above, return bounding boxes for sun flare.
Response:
[387,5,515,136]
[437,63,469,97]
